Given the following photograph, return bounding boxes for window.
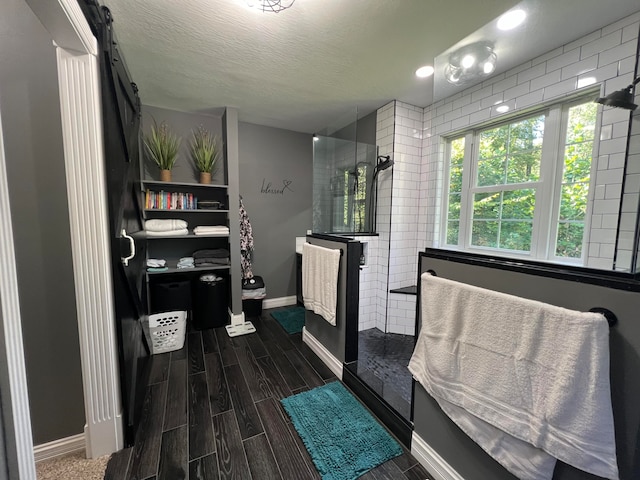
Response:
[443,97,598,264]
[332,163,370,233]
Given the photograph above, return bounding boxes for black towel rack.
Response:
[589,307,617,327]
[424,269,617,327]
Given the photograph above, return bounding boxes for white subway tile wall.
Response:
[422,12,639,270]
[371,102,423,334]
[358,235,379,331]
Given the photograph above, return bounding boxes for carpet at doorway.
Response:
[281,381,403,480]
[36,451,109,480]
[271,306,305,334]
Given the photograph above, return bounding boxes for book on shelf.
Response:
[145,189,198,210]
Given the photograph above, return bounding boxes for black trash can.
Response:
[150,279,192,314]
[242,276,266,318]
[192,274,228,330]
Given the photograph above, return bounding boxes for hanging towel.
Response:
[239,196,254,279]
[144,219,188,232]
[302,242,340,326]
[408,274,618,480]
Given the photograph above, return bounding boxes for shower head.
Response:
[374,156,394,172]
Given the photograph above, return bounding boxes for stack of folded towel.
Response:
[146,258,168,272]
[145,219,189,236]
[192,249,230,266]
[177,257,194,269]
[193,225,230,236]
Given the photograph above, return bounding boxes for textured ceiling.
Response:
[100,0,638,133]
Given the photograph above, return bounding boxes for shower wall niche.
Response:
[312,135,378,234]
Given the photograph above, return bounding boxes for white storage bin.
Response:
[149,310,187,354]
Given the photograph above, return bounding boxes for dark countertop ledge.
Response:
[389,285,417,295]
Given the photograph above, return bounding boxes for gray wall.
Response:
[330,110,377,145]
[0,0,84,444]
[355,111,377,146]
[238,122,313,298]
[416,253,640,480]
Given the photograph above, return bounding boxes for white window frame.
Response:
[440,95,599,265]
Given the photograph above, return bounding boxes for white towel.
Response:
[144,219,188,232]
[302,242,340,326]
[408,273,618,480]
[145,228,189,237]
[193,225,230,235]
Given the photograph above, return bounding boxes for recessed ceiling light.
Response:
[496,104,510,113]
[415,65,435,78]
[497,9,526,31]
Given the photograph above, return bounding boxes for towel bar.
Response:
[423,270,616,327]
[423,271,616,328]
[589,307,617,327]
[304,242,343,256]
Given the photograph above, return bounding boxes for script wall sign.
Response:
[260,178,294,196]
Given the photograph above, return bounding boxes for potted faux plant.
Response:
[189,125,221,184]
[143,120,180,182]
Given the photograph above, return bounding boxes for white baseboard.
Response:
[263,296,297,309]
[34,433,85,463]
[302,327,343,379]
[411,432,465,480]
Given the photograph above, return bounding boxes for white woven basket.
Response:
[149,310,187,354]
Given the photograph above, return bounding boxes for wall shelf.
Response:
[142,173,232,314]
[146,264,230,276]
[144,232,230,239]
[144,209,229,214]
[142,180,228,190]
[139,106,242,324]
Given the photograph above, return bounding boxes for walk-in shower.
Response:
[311,127,413,422]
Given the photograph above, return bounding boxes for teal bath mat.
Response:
[271,306,305,334]
[281,382,403,480]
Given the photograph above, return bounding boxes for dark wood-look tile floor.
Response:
[105,307,432,480]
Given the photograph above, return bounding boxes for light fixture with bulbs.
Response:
[444,42,497,86]
[246,0,294,13]
[594,76,639,111]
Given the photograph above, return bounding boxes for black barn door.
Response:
[81,1,149,445]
